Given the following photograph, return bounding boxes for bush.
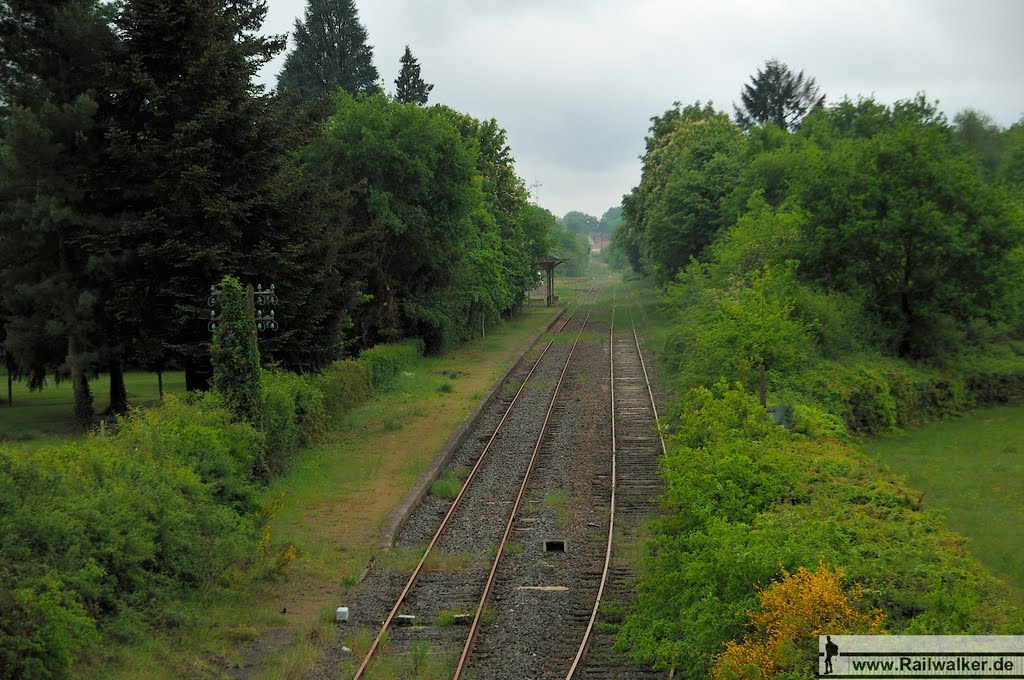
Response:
[619,384,1022,677]
[210,276,262,425]
[116,393,263,511]
[712,563,885,680]
[358,339,424,391]
[0,432,258,676]
[957,343,1024,405]
[0,571,98,680]
[260,370,324,478]
[664,265,820,394]
[316,359,372,421]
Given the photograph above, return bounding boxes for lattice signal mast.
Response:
[529,178,542,206]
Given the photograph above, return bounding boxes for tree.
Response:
[550,215,590,277]
[954,108,1006,177]
[435,107,550,314]
[561,211,600,236]
[0,0,117,427]
[106,0,285,390]
[621,102,746,280]
[277,0,378,106]
[599,205,623,233]
[1001,118,1024,188]
[789,99,1022,357]
[302,91,482,351]
[395,45,433,105]
[734,58,824,131]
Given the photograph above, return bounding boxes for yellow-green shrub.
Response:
[358,339,424,391]
[712,563,885,680]
[316,358,372,422]
[260,370,324,478]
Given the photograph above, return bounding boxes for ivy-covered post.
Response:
[210,276,262,425]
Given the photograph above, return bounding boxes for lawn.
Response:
[861,405,1024,598]
[0,369,185,450]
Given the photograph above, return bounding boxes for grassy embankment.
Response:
[71,296,575,678]
[862,405,1024,598]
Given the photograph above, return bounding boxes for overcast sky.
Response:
[257,0,1024,219]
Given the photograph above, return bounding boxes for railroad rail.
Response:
[455,299,667,679]
[569,306,667,679]
[352,293,596,679]
[341,284,668,679]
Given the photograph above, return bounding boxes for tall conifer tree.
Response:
[0,0,117,425]
[277,0,379,105]
[734,59,824,131]
[395,45,433,105]
[106,0,285,389]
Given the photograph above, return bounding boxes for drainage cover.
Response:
[543,539,566,553]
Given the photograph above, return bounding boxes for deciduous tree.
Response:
[790,99,1022,357]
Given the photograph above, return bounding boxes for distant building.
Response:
[588,232,609,252]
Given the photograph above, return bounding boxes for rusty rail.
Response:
[353,288,597,679]
[452,310,593,678]
[564,304,667,678]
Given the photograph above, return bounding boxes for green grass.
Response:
[430,469,462,499]
[0,370,186,450]
[861,405,1024,597]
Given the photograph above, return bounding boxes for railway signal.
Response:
[205,282,279,333]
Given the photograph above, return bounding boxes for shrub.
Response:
[358,339,424,391]
[210,276,262,425]
[619,384,1022,677]
[260,370,324,478]
[115,393,263,511]
[0,571,98,680]
[788,403,848,441]
[957,343,1024,405]
[712,562,885,680]
[0,435,257,676]
[316,359,372,420]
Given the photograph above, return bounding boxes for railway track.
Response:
[573,312,666,680]
[316,288,667,679]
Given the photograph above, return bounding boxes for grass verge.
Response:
[0,370,186,450]
[861,404,1024,598]
[74,304,561,678]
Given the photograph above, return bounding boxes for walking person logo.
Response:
[822,635,840,675]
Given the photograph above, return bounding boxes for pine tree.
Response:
[395,45,433,105]
[277,0,379,105]
[0,0,117,427]
[105,0,285,390]
[734,59,824,131]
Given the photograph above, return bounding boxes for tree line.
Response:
[617,60,1024,361]
[612,60,1024,677]
[0,0,573,427]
